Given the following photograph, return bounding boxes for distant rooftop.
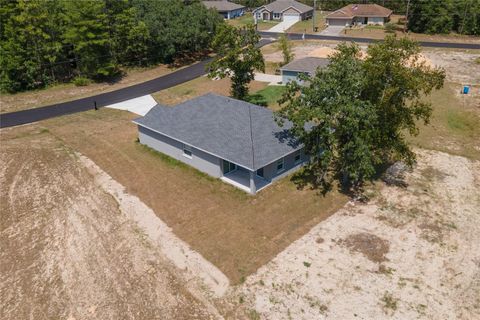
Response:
[203,1,245,12]
[133,93,301,170]
[281,57,330,74]
[327,4,393,19]
[254,0,313,14]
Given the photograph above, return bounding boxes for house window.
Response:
[294,150,302,164]
[256,12,261,18]
[183,144,192,158]
[256,167,264,178]
[223,160,237,174]
[276,158,284,173]
[273,13,281,19]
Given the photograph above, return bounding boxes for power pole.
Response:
[404,0,411,33]
[313,0,317,32]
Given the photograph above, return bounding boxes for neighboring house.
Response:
[326,4,393,27]
[281,57,330,84]
[203,1,245,19]
[253,0,313,23]
[133,93,306,194]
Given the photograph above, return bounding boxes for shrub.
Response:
[72,76,91,86]
[385,22,397,33]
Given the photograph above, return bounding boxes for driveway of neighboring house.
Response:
[254,73,283,85]
[319,25,345,36]
[268,19,299,33]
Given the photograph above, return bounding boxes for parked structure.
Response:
[326,4,392,27]
[253,0,313,23]
[203,1,245,19]
[134,94,306,194]
[281,57,330,84]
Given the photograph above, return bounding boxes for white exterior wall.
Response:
[367,17,385,25]
[138,126,222,178]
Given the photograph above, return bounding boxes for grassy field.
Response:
[409,82,480,160]
[247,85,286,110]
[152,76,267,106]
[227,12,279,31]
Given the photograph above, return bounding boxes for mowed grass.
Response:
[152,76,267,106]
[28,108,347,284]
[409,82,480,160]
[227,12,279,31]
[248,85,286,110]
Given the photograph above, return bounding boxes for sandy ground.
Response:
[0,129,222,320]
[224,149,480,319]
[263,41,480,86]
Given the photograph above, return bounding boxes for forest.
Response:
[0,0,222,93]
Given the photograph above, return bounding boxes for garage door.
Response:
[328,19,348,26]
[283,14,300,23]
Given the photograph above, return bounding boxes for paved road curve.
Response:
[1,35,478,128]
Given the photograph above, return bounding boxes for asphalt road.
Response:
[1,35,478,128]
[262,31,480,50]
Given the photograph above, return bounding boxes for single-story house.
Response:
[326,4,393,26]
[281,57,330,84]
[133,93,306,194]
[253,0,313,23]
[203,1,245,19]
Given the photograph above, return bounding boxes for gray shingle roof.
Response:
[256,0,313,14]
[280,57,330,74]
[203,1,245,12]
[133,93,301,171]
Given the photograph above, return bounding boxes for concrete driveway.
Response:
[254,72,282,85]
[105,94,157,116]
[268,19,298,33]
[319,26,345,36]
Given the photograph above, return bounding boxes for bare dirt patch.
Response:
[226,149,480,319]
[341,232,390,263]
[0,127,220,319]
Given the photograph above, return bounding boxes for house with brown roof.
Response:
[253,0,313,23]
[326,4,392,27]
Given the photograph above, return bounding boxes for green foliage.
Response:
[276,36,445,193]
[384,22,397,33]
[208,24,265,100]
[0,0,223,93]
[72,76,91,86]
[408,0,480,35]
[278,33,294,67]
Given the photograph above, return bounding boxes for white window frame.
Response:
[276,158,285,173]
[273,13,281,19]
[294,150,302,164]
[183,144,192,158]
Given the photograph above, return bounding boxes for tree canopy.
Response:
[276,36,445,193]
[0,0,223,93]
[208,24,265,100]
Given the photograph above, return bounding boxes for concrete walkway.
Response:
[267,19,298,33]
[105,94,157,116]
[254,73,282,85]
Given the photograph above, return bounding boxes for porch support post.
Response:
[249,171,256,195]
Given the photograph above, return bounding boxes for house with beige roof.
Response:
[326,4,392,27]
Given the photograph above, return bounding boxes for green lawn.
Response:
[287,11,326,34]
[227,12,279,31]
[409,82,480,160]
[248,85,286,110]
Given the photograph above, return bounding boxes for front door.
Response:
[263,12,269,20]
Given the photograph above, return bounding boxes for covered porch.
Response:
[220,166,270,195]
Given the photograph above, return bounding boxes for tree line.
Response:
[0,0,222,93]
